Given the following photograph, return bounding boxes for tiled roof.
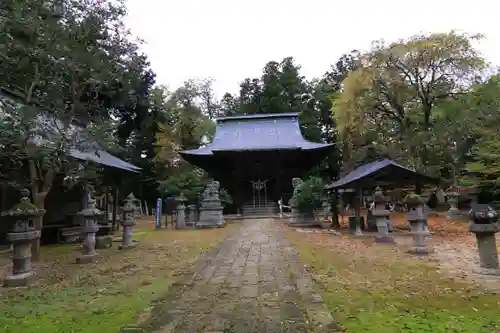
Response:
[0,89,140,173]
[326,159,436,189]
[181,113,332,156]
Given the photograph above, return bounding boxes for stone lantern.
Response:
[1,189,44,287]
[119,193,136,250]
[175,193,188,229]
[404,194,433,254]
[76,197,103,263]
[468,204,500,275]
[127,193,141,218]
[372,187,395,243]
[446,189,466,221]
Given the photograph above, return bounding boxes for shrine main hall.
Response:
[180,113,333,216]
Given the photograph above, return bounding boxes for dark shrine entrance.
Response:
[180,113,333,216]
[250,179,268,208]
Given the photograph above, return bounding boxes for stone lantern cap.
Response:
[445,186,460,196]
[1,189,45,218]
[468,204,500,234]
[403,193,425,206]
[177,193,188,203]
[469,204,498,224]
[372,186,387,203]
[78,198,104,218]
[123,194,136,213]
[128,193,140,203]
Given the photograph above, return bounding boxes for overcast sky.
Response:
[124,0,499,98]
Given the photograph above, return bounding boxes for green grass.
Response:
[284,230,500,333]
[0,220,239,333]
[0,280,171,333]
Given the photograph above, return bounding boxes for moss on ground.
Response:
[0,219,239,333]
[283,228,500,333]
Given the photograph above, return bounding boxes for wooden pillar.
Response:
[355,187,362,221]
[275,153,282,202]
[112,185,118,231]
[332,189,340,227]
[415,181,422,195]
[0,184,6,213]
[104,187,109,224]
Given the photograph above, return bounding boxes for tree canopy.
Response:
[2,0,500,245]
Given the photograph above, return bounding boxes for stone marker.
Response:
[446,189,466,221]
[372,187,395,243]
[196,181,226,228]
[187,204,197,226]
[76,197,103,263]
[2,189,44,287]
[175,193,188,229]
[468,204,500,275]
[404,194,433,254]
[119,194,137,250]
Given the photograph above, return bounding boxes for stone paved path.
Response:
[139,219,341,333]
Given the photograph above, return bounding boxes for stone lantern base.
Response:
[118,243,136,250]
[374,218,395,244]
[4,271,35,288]
[407,246,434,255]
[447,209,467,221]
[76,253,97,264]
[469,219,500,275]
[472,267,500,276]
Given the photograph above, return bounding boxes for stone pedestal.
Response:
[372,187,395,244]
[404,195,433,254]
[196,181,226,228]
[446,191,466,221]
[290,212,320,227]
[119,194,136,250]
[76,198,102,263]
[289,204,299,225]
[95,236,112,249]
[2,189,44,287]
[468,205,500,275]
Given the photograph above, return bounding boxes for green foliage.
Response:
[0,0,152,204]
[295,177,325,212]
[333,31,486,175]
[158,168,207,202]
[462,139,500,192]
[219,188,233,206]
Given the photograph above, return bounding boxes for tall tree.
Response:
[0,0,151,259]
[333,32,486,174]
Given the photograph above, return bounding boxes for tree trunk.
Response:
[31,195,47,261]
[28,159,54,262]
